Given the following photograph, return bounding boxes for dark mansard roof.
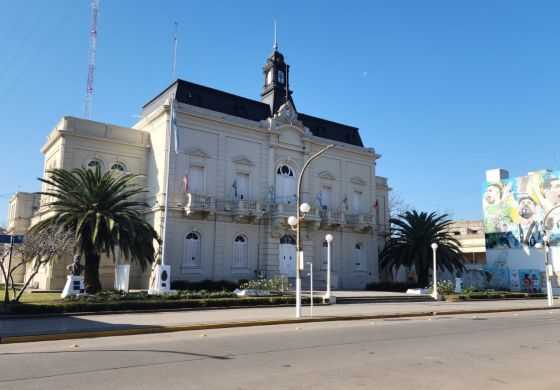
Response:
[143,79,364,148]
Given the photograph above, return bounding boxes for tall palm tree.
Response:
[380,210,465,287]
[32,167,160,293]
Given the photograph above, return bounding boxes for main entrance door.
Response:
[279,235,296,277]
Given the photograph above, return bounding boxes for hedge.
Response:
[0,296,322,315]
[446,292,547,301]
[170,279,242,292]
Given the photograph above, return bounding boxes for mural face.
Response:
[483,170,560,249]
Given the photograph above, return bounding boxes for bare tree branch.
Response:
[389,191,411,218]
[1,227,74,306]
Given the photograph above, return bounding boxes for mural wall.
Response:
[482,170,560,292]
[483,170,560,249]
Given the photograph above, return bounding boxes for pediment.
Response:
[318,171,336,181]
[277,125,303,147]
[185,147,209,159]
[232,155,254,166]
[350,176,367,186]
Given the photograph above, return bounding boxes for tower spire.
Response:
[273,20,278,51]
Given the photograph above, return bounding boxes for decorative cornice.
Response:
[350,176,367,186]
[318,171,336,181]
[185,147,209,159]
[232,155,255,166]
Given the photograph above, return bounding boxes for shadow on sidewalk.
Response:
[0,316,158,338]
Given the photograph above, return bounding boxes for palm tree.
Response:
[380,210,465,287]
[32,167,160,294]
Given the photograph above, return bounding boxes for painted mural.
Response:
[483,170,560,249]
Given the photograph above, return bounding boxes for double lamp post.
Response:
[287,144,334,318]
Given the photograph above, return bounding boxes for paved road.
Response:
[2,310,560,389]
[0,299,554,337]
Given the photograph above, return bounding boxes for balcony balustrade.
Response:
[184,193,215,217]
[182,191,378,231]
[345,212,375,232]
[319,208,343,229]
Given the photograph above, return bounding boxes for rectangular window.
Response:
[235,173,250,200]
[352,191,362,214]
[189,166,204,194]
[321,186,332,210]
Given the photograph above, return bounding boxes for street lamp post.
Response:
[288,144,334,318]
[325,234,334,301]
[543,235,553,307]
[542,205,560,307]
[307,261,314,317]
[431,243,438,301]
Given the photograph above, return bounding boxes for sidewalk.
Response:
[1,298,556,343]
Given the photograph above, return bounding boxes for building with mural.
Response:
[482,168,560,292]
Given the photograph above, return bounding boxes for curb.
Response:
[2,305,559,344]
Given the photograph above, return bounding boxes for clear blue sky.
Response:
[1,0,560,226]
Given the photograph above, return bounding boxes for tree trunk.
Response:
[417,266,430,288]
[84,252,102,294]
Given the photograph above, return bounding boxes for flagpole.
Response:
[160,98,175,267]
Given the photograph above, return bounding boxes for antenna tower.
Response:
[172,22,178,80]
[84,0,99,119]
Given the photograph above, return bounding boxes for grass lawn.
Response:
[0,289,62,304]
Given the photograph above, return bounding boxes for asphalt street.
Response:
[1,310,559,389]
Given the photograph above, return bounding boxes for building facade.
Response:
[482,168,560,292]
[6,46,390,290]
[448,220,486,265]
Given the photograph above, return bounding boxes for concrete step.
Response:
[285,289,434,304]
[333,295,433,304]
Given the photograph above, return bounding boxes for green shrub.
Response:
[428,280,454,295]
[458,291,547,300]
[64,289,237,303]
[170,279,240,291]
[239,277,291,292]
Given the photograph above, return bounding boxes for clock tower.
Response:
[261,45,294,116]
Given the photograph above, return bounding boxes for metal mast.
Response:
[172,22,178,80]
[84,0,99,119]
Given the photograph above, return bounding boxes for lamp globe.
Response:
[287,216,298,227]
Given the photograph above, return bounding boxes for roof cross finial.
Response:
[273,20,278,51]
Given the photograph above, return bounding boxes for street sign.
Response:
[0,234,24,244]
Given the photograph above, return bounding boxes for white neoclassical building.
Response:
[6,46,390,290]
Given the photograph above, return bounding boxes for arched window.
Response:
[280,235,296,245]
[110,162,126,172]
[353,243,366,271]
[279,234,296,277]
[277,165,294,177]
[276,165,296,204]
[232,234,248,269]
[183,232,201,269]
[86,159,103,170]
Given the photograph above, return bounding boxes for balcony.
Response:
[345,213,375,232]
[184,193,215,217]
[218,199,264,222]
[319,208,342,229]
